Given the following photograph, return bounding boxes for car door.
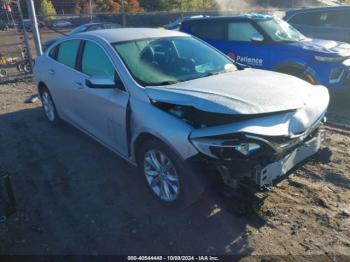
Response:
[46,39,82,122]
[223,21,269,69]
[70,40,130,156]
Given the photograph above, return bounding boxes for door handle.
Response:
[75,81,84,89]
[49,69,55,75]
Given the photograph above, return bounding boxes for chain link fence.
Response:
[0,0,33,83]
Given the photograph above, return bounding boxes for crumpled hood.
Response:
[146,69,330,135]
[146,69,327,114]
[296,38,350,57]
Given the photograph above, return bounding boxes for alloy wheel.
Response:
[143,149,180,202]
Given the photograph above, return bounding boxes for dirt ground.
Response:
[0,80,349,257]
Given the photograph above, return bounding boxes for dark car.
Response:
[42,22,122,51]
[284,6,350,43]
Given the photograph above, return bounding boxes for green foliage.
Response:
[39,0,57,18]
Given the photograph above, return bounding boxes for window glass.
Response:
[190,22,226,40]
[258,18,305,42]
[114,37,236,86]
[57,39,80,68]
[81,41,115,80]
[323,11,350,28]
[289,12,323,26]
[228,22,260,42]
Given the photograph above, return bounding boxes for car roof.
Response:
[182,13,273,23]
[286,5,350,16]
[81,28,189,43]
[84,22,118,26]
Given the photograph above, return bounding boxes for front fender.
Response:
[129,97,198,162]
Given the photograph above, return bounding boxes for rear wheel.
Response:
[40,87,60,125]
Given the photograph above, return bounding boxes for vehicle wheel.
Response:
[0,69,7,77]
[40,87,60,125]
[279,68,313,84]
[138,139,203,207]
[23,63,31,73]
[17,64,23,72]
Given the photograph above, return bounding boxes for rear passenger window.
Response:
[56,40,80,68]
[323,11,350,28]
[81,41,115,80]
[228,22,260,42]
[289,12,323,26]
[190,22,226,40]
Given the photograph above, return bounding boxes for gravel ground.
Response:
[0,80,349,257]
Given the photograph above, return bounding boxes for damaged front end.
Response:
[145,74,329,191]
[151,98,328,191]
[189,121,326,191]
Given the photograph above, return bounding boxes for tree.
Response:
[95,0,121,12]
[124,0,143,12]
[94,0,142,13]
[39,0,57,18]
[75,0,96,14]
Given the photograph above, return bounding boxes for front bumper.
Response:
[255,129,325,188]
[188,128,325,191]
[311,60,350,90]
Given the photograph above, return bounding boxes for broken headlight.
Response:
[190,137,261,159]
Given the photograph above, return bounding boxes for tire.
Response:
[40,87,61,125]
[137,139,204,208]
[17,64,23,72]
[278,68,313,84]
[0,69,7,77]
[23,63,31,73]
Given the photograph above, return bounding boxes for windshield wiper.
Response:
[202,70,227,78]
[149,80,180,86]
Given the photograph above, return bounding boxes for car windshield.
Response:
[113,37,236,86]
[258,17,306,42]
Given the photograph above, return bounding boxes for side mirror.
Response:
[251,34,264,43]
[85,76,116,89]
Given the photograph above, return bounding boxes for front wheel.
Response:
[138,139,203,207]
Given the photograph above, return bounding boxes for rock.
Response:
[337,210,350,218]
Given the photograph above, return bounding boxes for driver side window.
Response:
[81,41,115,81]
[228,22,261,42]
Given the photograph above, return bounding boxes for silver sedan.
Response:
[33,28,329,206]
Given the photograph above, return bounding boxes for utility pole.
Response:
[89,0,92,23]
[121,0,126,27]
[26,0,42,56]
[16,0,33,69]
